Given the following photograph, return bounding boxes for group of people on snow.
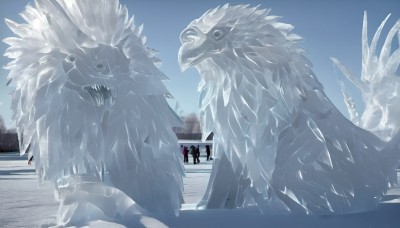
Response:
[181,144,212,164]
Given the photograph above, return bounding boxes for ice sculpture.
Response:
[331,12,400,142]
[3,0,184,225]
[178,4,400,214]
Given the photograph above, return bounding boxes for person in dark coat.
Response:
[205,144,211,161]
[190,145,196,164]
[195,145,200,163]
[183,146,189,164]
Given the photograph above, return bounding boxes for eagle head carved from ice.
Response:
[179,4,400,214]
[4,0,184,221]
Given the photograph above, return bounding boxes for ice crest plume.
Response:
[179,4,400,214]
[332,12,400,142]
[4,0,184,225]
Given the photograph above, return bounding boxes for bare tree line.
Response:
[182,113,201,133]
[172,112,202,134]
[172,102,202,134]
[0,114,19,152]
[0,103,206,152]
[0,115,6,133]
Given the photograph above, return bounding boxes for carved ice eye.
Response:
[209,28,227,41]
[213,30,222,38]
[96,63,104,69]
[94,62,110,75]
[66,55,75,62]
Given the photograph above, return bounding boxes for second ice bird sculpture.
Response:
[179,4,400,214]
[4,0,184,224]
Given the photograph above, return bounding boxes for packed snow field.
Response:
[1,151,400,228]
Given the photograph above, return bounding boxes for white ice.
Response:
[1,151,400,227]
[3,0,184,225]
[3,0,400,226]
[332,12,400,142]
[179,4,400,214]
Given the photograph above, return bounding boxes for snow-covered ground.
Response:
[1,151,400,228]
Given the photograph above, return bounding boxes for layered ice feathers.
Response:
[179,4,400,214]
[332,12,400,141]
[3,0,184,223]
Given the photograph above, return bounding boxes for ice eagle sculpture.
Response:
[3,0,184,225]
[178,4,400,214]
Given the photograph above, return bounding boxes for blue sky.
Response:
[1,0,400,129]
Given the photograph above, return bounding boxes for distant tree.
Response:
[172,111,202,134]
[0,114,19,152]
[183,113,201,133]
[0,115,6,133]
[7,128,17,133]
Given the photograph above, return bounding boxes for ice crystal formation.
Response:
[4,0,184,225]
[332,12,400,142]
[179,4,400,214]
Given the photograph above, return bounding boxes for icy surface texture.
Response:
[331,12,400,142]
[56,175,146,226]
[3,0,184,224]
[179,4,400,214]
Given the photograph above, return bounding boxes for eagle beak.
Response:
[178,44,191,72]
[178,41,208,72]
[178,27,207,72]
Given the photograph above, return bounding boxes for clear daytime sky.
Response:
[1,0,400,129]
